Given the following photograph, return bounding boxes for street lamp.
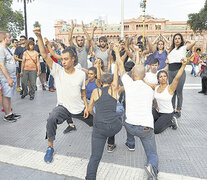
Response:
[140,0,146,48]
[17,0,35,38]
[121,0,124,40]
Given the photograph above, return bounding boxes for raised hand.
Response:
[44,37,49,45]
[33,27,41,37]
[93,26,97,32]
[181,58,188,65]
[71,20,75,30]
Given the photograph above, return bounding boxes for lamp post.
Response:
[121,0,124,40]
[17,0,35,38]
[140,0,146,48]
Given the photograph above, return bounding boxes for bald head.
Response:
[132,64,145,80]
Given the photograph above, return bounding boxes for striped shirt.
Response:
[74,45,89,69]
[94,46,109,72]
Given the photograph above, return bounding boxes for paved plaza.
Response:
[0,67,206,180]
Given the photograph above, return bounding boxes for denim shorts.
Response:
[0,78,16,98]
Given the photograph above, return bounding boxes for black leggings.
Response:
[152,108,174,134]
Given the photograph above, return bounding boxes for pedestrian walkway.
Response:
[0,68,206,180]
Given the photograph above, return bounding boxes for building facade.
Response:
[54,15,207,52]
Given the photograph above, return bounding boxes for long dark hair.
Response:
[156,40,165,51]
[170,33,184,52]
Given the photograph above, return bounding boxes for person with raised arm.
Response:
[68,20,91,69]
[86,45,122,180]
[116,46,159,180]
[145,58,188,134]
[33,27,93,163]
[167,33,196,118]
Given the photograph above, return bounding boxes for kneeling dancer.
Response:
[33,28,93,163]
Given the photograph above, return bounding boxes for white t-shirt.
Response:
[122,74,154,128]
[154,85,173,113]
[168,46,187,64]
[51,63,85,114]
[144,71,158,84]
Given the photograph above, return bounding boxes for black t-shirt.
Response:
[14,46,26,60]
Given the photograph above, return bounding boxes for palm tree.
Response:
[17,0,35,38]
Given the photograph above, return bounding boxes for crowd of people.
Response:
[0,21,206,179]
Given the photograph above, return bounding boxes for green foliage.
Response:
[0,0,24,38]
[33,21,41,28]
[187,0,207,33]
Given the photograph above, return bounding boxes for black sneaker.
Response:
[21,94,27,99]
[198,91,204,94]
[11,113,21,119]
[63,125,76,134]
[20,90,23,95]
[144,164,157,180]
[30,96,34,100]
[125,142,135,151]
[42,86,46,91]
[3,114,17,123]
[171,116,178,130]
[174,111,181,118]
[107,144,116,153]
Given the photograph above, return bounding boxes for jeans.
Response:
[46,105,93,142]
[22,70,37,97]
[191,63,197,76]
[49,75,54,89]
[86,120,122,180]
[152,108,174,134]
[124,122,158,175]
[168,70,186,111]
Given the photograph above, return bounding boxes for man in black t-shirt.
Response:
[14,35,27,92]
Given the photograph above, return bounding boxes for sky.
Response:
[11,0,206,40]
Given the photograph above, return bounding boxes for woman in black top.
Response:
[86,46,122,180]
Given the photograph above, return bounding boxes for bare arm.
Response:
[143,81,157,90]
[88,89,96,116]
[33,27,53,69]
[14,54,22,62]
[20,53,26,76]
[186,41,197,51]
[168,58,188,94]
[36,55,41,76]
[0,62,14,87]
[68,20,75,46]
[81,89,89,118]
[44,37,61,60]
[115,45,126,77]
[82,21,91,49]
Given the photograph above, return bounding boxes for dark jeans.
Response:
[168,70,186,111]
[152,108,174,134]
[46,105,93,142]
[124,122,158,176]
[201,77,207,92]
[86,120,122,180]
[22,70,37,97]
[49,75,54,89]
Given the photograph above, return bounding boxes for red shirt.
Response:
[46,48,58,63]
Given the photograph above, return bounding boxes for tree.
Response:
[0,0,24,38]
[187,0,207,33]
[33,21,41,28]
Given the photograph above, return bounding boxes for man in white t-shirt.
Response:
[116,53,159,179]
[33,28,93,164]
[144,58,159,84]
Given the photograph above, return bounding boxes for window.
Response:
[191,34,194,40]
[124,25,129,31]
[155,24,161,30]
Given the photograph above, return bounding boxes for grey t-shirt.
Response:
[94,46,109,72]
[0,46,16,79]
[74,45,89,69]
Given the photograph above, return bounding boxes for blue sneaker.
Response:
[44,146,54,163]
